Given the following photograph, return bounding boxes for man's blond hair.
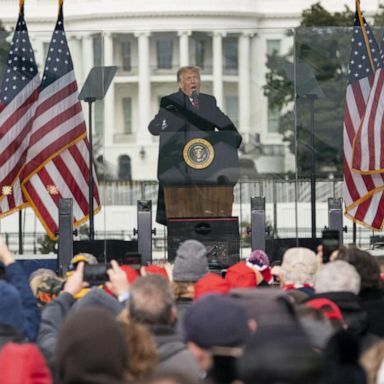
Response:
[176,66,201,82]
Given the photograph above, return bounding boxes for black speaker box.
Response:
[73,240,140,265]
[167,217,240,269]
[266,238,321,265]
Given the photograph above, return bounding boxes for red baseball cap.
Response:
[305,298,343,321]
[194,272,230,300]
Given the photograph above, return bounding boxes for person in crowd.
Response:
[37,261,84,372]
[184,294,251,383]
[322,330,367,384]
[0,236,40,345]
[312,259,378,351]
[140,371,199,384]
[0,342,52,384]
[361,339,384,384]
[37,260,127,374]
[171,240,209,328]
[64,253,100,299]
[56,307,127,384]
[230,287,298,330]
[245,249,274,285]
[313,260,365,334]
[147,65,242,225]
[237,324,323,384]
[128,274,200,380]
[225,261,265,289]
[29,269,63,308]
[117,319,158,383]
[272,247,319,299]
[336,247,384,337]
[141,264,170,281]
[193,272,230,300]
[294,304,335,351]
[305,297,345,332]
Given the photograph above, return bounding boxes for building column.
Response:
[32,38,45,72]
[135,31,151,144]
[82,34,94,83]
[103,32,115,146]
[238,32,252,136]
[178,30,191,67]
[213,31,225,108]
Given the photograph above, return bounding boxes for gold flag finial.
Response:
[19,0,24,15]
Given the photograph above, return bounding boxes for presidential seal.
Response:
[183,138,214,169]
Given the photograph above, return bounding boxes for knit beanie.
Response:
[246,250,273,285]
[172,240,208,282]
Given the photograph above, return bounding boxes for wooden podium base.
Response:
[164,185,234,218]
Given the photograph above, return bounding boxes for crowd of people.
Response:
[1,236,384,384]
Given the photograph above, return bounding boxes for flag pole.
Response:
[87,98,95,241]
[18,0,24,255]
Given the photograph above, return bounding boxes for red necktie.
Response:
[191,91,199,109]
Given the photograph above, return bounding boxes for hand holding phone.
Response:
[322,229,340,264]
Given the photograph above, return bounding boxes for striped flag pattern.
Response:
[0,1,39,216]
[343,3,384,229]
[352,29,384,174]
[21,0,100,238]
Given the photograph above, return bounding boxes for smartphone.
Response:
[83,263,111,286]
[322,229,340,263]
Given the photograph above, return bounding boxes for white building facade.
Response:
[1,0,379,181]
[0,0,381,241]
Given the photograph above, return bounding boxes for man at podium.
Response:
[148,66,242,225]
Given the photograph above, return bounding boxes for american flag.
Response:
[343,3,384,229]
[0,1,39,216]
[352,26,384,173]
[21,0,100,239]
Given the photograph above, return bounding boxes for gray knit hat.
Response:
[172,240,209,282]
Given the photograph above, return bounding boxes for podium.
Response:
[159,130,240,267]
[164,186,233,218]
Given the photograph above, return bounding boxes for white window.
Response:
[122,97,132,134]
[268,103,280,133]
[266,39,281,56]
[156,40,173,69]
[120,41,131,71]
[223,37,238,71]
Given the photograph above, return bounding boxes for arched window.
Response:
[118,155,132,181]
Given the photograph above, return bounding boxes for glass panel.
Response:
[156,39,173,69]
[120,41,131,72]
[122,97,132,134]
[223,35,238,72]
[294,27,348,238]
[0,13,373,257]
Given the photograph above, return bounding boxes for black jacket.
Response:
[148,90,242,146]
[359,288,384,337]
